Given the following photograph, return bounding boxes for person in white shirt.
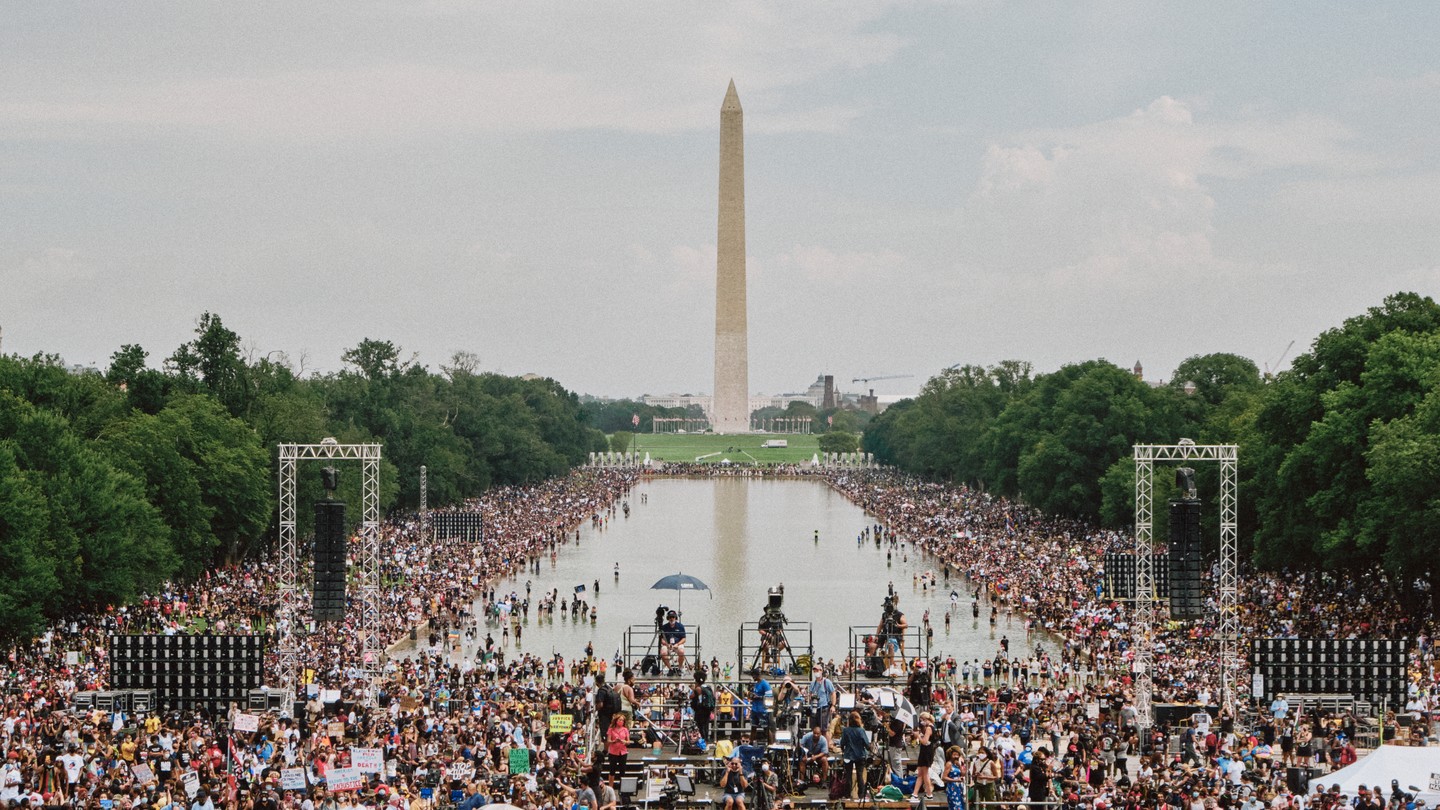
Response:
[59,748,86,790]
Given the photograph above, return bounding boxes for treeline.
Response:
[865,292,1440,604]
[0,314,606,638]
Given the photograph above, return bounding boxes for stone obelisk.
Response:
[712,79,749,434]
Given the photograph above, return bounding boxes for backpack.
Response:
[697,686,715,711]
[597,687,619,715]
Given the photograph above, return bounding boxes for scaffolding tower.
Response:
[1132,440,1238,730]
[277,439,383,702]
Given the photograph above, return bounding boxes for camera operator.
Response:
[907,659,932,708]
[659,611,687,671]
[806,669,837,733]
[754,760,778,810]
[720,757,749,810]
[876,596,908,675]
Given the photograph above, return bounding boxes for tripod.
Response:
[750,623,799,674]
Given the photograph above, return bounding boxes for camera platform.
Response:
[621,623,704,677]
[845,623,930,686]
[737,620,814,677]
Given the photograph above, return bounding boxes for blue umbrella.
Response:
[649,573,711,614]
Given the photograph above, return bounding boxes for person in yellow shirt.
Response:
[120,737,138,764]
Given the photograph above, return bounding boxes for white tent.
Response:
[1309,746,1440,804]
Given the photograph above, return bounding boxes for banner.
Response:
[232,714,260,733]
[131,765,155,784]
[326,721,347,739]
[446,762,474,782]
[508,748,530,775]
[281,769,308,791]
[351,748,383,774]
[181,772,201,799]
[548,714,573,734]
[326,767,363,792]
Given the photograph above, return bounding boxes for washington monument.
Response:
[712,79,749,434]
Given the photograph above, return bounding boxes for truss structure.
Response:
[419,465,428,539]
[277,439,383,701]
[1132,440,1238,729]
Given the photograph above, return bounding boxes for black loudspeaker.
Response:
[1102,552,1170,600]
[313,500,348,623]
[1168,500,1204,619]
[432,511,483,541]
[1286,767,1311,793]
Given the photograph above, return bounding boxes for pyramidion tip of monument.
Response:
[722,78,741,112]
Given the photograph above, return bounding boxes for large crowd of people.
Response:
[2,463,1437,810]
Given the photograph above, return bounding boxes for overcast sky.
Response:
[3,2,1438,399]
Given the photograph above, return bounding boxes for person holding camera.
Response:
[754,761,778,810]
[721,757,749,810]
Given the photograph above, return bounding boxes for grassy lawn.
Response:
[628,432,822,464]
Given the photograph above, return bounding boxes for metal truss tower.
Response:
[419,465,428,539]
[1132,439,1239,729]
[277,439,383,701]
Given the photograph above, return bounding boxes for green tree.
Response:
[1248,293,1440,570]
[0,392,175,613]
[817,431,859,453]
[101,395,273,571]
[168,313,250,416]
[0,444,61,637]
[610,431,634,453]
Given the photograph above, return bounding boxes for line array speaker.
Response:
[1167,499,1204,620]
[313,499,347,623]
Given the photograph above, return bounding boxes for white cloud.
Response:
[960,96,1356,288]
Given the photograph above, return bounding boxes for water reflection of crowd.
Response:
[4,463,1439,810]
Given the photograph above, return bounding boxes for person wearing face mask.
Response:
[971,747,1000,806]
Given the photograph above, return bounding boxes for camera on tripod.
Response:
[879,596,899,636]
[759,586,787,630]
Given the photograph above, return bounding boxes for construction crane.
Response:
[1264,340,1296,379]
[852,374,913,386]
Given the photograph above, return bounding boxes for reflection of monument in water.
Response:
[711,80,750,434]
[711,476,749,601]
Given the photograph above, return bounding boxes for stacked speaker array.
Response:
[1251,638,1408,706]
[431,511,483,541]
[313,500,348,623]
[110,635,265,717]
[1102,552,1171,600]
[1167,500,1205,619]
